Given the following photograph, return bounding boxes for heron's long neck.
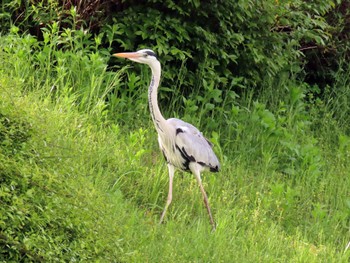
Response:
[148,62,166,132]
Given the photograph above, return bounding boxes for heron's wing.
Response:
[167,118,220,172]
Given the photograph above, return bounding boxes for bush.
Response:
[1,2,350,261]
[106,0,335,134]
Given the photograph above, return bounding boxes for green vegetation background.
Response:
[1,0,349,262]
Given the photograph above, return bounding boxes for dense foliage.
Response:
[1,0,350,261]
[3,0,349,127]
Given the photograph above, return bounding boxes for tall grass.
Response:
[1,26,350,262]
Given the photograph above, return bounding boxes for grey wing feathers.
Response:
[167,118,220,172]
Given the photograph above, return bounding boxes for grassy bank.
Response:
[1,29,350,262]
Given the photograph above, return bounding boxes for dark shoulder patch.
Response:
[175,144,193,171]
[182,147,196,162]
[176,128,184,135]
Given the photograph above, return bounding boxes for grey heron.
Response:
[113,49,220,230]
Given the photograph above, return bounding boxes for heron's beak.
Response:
[113,52,141,59]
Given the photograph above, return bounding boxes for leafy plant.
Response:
[1,1,350,262]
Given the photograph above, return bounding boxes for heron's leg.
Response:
[191,166,216,230]
[159,164,175,224]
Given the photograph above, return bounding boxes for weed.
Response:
[1,2,350,261]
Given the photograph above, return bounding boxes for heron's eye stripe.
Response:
[145,50,158,59]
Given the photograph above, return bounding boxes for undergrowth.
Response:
[0,2,350,262]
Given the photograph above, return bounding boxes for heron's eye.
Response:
[143,53,148,58]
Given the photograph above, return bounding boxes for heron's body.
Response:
[159,118,219,173]
[113,49,220,230]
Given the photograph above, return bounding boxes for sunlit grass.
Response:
[1,30,350,262]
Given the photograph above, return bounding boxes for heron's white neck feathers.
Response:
[147,60,167,133]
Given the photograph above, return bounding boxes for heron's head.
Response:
[113,49,158,66]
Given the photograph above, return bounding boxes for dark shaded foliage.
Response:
[1,0,122,37]
[3,0,346,94]
[303,1,350,91]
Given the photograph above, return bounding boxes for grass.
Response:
[1,29,350,262]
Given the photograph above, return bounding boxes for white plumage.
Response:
[113,49,220,230]
[161,118,220,172]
